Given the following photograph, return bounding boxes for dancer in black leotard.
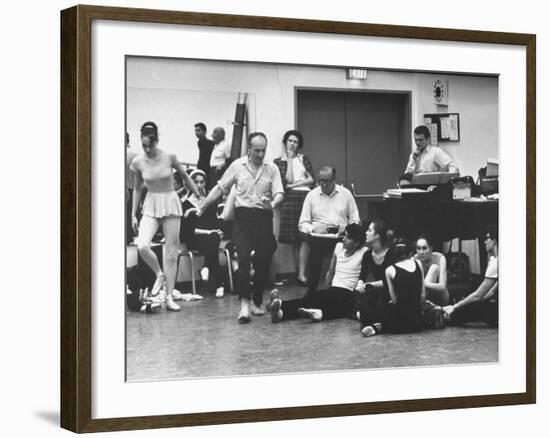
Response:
[361,237,425,337]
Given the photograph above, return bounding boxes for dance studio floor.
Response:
[126,284,499,382]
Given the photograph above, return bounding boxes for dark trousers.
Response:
[358,290,422,334]
[233,207,277,305]
[450,300,498,326]
[306,236,338,292]
[281,287,354,321]
[357,288,389,327]
[187,233,222,292]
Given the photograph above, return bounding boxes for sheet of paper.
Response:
[449,114,459,140]
[440,117,451,139]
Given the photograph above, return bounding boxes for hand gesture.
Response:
[312,224,327,234]
[184,207,199,218]
[210,229,224,238]
[442,305,454,316]
[260,196,272,210]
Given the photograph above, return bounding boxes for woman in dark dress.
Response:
[273,130,314,285]
[355,220,394,327]
[361,237,425,337]
[179,169,225,297]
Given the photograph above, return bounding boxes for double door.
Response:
[296,89,411,195]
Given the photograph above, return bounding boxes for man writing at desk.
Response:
[399,125,459,186]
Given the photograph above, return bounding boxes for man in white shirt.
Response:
[197,132,284,323]
[299,165,360,292]
[399,125,459,185]
[208,127,232,189]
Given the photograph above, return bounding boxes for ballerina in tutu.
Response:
[130,121,201,311]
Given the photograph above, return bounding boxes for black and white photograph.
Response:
[125,56,500,382]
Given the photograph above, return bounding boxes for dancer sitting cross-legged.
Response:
[269,223,367,323]
[360,237,426,337]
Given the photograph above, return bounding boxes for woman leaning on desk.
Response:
[273,130,314,286]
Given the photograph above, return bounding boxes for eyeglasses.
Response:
[318,178,334,184]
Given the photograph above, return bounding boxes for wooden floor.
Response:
[126,284,498,382]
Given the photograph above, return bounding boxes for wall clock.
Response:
[433,79,449,105]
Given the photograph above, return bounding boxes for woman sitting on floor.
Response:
[361,237,426,337]
[269,223,367,323]
[443,224,498,326]
[179,169,226,298]
[414,233,450,306]
[355,220,394,326]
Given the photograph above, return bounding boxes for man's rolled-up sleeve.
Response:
[298,191,313,233]
[217,161,237,195]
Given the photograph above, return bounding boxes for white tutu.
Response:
[142,191,182,218]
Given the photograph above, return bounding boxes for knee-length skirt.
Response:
[278,189,308,244]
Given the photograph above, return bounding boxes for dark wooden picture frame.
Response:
[60,4,536,433]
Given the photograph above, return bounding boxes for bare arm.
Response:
[366,280,384,289]
[323,252,338,290]
[446,277,497,314]
[197,184,224,216]
[425,255,448,292]
[131,169,144,234]
[482,280,498,301]
[173,159,200,198]
[287,174,314,189]
[418,260,426,305]
[385,266,397,304]
[271,192,284,209]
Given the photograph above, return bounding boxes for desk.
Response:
[365,195,498,271]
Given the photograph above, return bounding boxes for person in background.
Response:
[195,122,215,176]
[443,224,498,326]
[131,122,201,311]
[126,132,138,244]
[299,165,360,292]
[179,169,226,298]
[361,237,425,337]
[414,233,450,306]
[273,130,315,286]
[399,125,459,186]
[208,127,232,189]
[269,224,367,323]
[196,132,284,323]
